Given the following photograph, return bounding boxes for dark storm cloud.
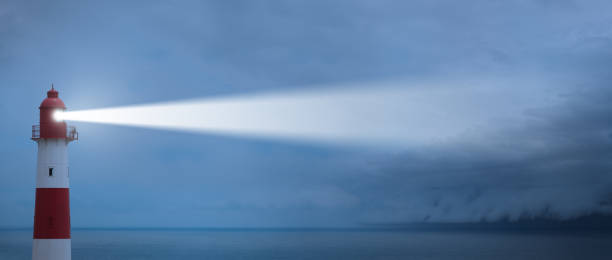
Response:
[0,0,611,227]
[354,85,612,222]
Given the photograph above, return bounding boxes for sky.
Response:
[1,0,611,228]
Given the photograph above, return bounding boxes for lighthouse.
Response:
[31,86,78,260]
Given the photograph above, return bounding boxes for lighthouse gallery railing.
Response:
[31,125,79,141]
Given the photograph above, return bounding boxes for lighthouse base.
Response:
[32,239,71,260]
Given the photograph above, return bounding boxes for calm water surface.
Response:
[1,229,611,259]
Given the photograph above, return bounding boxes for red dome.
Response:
[39,85,67,139]
[39,87,66,109]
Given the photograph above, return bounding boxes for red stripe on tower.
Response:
[32,85,77,260]
[33,188,71,239]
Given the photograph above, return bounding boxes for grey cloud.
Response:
[352,83,612,223]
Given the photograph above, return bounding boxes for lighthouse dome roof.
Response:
[39,86,66,109]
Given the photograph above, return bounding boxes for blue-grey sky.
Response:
[1,0,611,228]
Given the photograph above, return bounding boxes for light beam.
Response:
[55,80,548,147]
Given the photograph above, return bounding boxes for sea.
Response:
[1,228,612,259]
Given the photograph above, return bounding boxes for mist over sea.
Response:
[2,228,612,259]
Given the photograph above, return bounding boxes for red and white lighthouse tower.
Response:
[31,86,78,260]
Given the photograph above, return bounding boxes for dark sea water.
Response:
[1,229,612,259]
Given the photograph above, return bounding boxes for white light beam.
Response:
[54,80,548,147]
